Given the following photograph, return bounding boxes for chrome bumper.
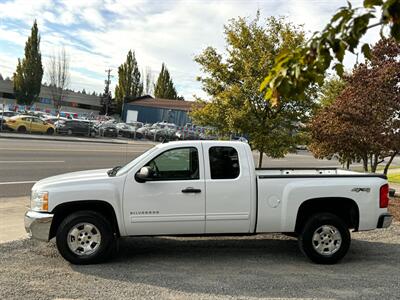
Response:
[377,213,393,229]
[24,210,54,241]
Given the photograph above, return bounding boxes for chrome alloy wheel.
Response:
[312,225,342,256]
[67,223,101,256]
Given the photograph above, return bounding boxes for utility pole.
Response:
[101,69,113,115]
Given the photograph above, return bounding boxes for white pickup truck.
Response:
[25,141,393,265]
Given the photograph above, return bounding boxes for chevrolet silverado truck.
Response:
[25,141,393,265]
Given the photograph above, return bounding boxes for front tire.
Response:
[56,211,115,265]
[298,213,350,264]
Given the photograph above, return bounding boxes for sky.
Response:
[0,0,381,100]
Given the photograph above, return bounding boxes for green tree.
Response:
[13,20,43,105]
[259,0,400,107]
[319,76,347,107]
[114,50,143,114]
[191,14,316,167]
[154,63,178,99]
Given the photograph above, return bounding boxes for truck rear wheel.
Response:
[56,211,115,265]
[298,213,350,264]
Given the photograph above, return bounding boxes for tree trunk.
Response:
[370,154,378,173]
[258,150,264,168]
[362,154,369,172]
[383,151,398,175]
[346,159,350,170]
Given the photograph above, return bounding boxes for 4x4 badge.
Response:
[351,187,371,193]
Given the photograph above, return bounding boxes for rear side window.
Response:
[209,146,240,179]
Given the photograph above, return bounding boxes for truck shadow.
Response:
[71,235,400,299]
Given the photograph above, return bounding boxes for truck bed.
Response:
[255,168,387,179]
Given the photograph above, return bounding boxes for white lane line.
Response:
[0,160,65,163]
[0,180,37,185]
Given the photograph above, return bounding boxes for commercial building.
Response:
[122,95,195,126]
[0,78,101,116]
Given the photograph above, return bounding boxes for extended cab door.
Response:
[203,143,252,233]
[123,145,205,235]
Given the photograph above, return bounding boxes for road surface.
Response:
[0,138,346,197]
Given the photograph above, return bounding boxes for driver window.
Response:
[145,147,199,180]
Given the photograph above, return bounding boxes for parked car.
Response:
[0,111,19,118]
[56,120,97,137]
[42,116,68,125]
[126,121,143,128]
[136,124,152,139]
[0,111,18,131]
[25,141,393,265]
[98,123,118,137]
[175,130,200,140]
[116,123,138,138]
[6,115,55,134]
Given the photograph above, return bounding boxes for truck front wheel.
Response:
[298,213,350,264]
[56,211,115,265]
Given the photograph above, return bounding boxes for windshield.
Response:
[116,146,158,176]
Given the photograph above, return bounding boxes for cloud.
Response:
[0,0,382,99]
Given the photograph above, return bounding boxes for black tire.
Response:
[298,213,350,264]
[67,129,73,136]
[46,128,54,135]
[17,126,26,133]
[56,211,115,265]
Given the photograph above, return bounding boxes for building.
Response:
[122,95,195,126]
[0,78,102,116]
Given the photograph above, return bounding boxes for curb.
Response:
[0,133,131,145]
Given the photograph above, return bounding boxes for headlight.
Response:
[31,191,49,212]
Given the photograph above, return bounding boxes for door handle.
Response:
[181,187,201,193]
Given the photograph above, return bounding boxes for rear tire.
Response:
[46,128,54,135]
[298,213,350,264]
[17,126,26,133]
[67,129,73,136]
[56,211,115,265]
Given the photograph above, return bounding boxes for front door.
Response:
[123,145,206,235]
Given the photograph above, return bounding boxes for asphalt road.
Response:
[0,137,373,198]
[0,138,154,197]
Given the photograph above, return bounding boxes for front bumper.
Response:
[377,213,393,229]
[24,210,54,241]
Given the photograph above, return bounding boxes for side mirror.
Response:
[135,166,153,183]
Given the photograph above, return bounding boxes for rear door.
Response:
[30,117,43,132]
[203,143,252,233]
[21,117,33,132]
[123,145,206,235]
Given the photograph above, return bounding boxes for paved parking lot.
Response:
[0,222,399,299]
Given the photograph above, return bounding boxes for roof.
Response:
[0,79,101,107]
[127,96,195,111]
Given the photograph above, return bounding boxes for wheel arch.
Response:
[295,197,359,234]
[49,200,120,240]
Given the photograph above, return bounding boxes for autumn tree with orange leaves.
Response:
[309,38,400,174]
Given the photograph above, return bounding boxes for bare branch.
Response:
[46,46,70,110]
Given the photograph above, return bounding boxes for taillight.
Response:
[380,184,389,208]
